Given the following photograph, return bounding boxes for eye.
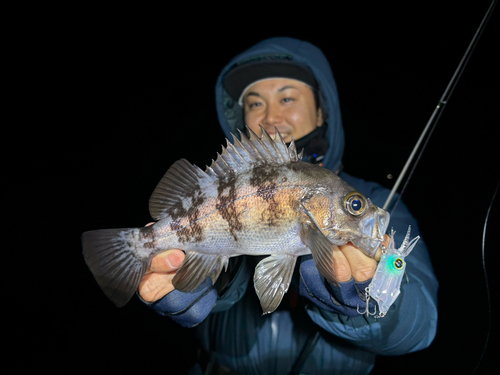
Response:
[343,192,367,216]
[248,102,262,109]
[393,258,404,270]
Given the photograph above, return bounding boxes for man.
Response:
[138,37,438,374]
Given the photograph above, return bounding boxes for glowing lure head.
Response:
[368,226,420,316]
[380,254,406,275]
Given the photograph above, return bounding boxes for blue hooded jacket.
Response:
[215,37,345,174]
[147,37,438,375]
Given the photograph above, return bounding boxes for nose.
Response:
[262,102,282,127]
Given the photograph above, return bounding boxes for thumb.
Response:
[146,250,185,274]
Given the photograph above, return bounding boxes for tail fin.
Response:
[82,228,151,307]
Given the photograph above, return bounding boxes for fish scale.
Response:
[82,126,390,313]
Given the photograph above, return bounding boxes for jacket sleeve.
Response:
[141,256,251,327]
[140,278,218,328]
[300,174,438,355]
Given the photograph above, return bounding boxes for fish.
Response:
[82,126,390,314]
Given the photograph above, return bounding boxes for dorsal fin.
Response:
[149,159,216,220]
[208,126,301,176]
[149,127,302,220]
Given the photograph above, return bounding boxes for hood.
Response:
[215,37,345,173]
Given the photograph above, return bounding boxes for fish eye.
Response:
[344,192,367,216]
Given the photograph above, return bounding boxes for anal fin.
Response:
[173,252,228,292]
[253,254,297,315]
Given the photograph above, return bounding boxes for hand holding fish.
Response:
[334,235,389,283]
[136,235,389,306]
[137,247,185,302]
[135,223,187,302]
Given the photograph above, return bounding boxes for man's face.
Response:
[242,78,323,143]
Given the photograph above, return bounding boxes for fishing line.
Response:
[383,0,497,212]
[471,181,498,374]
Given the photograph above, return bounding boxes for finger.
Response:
[332,245,352,283]
[138,272,176,302]
[374,234,391,262]
[339,242,377,282]
[146,250,185,274]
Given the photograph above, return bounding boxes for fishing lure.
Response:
[364,226,420,317]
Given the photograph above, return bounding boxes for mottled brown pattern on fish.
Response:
[176,220,204,243]
[288,161,330,181]
[257,183,283,226]
[249,163,287,226]
[256,183,277,202]
[165,185,206,244]
[261,187,303,230]
[216,172,243,241]
[170,219,182,232]
[140,225,156,249]
[249,163,282,187]
[167,200,187,221]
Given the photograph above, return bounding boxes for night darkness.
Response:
[14,2,498,374]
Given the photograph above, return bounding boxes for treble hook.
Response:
[357,288,377,317]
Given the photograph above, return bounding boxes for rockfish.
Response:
[82,127,390,314]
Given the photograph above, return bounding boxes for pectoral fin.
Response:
[254,254,297,315]
[301,219,338,286]
[172,252,228,292]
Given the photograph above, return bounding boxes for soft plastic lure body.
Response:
[368,226,420,317]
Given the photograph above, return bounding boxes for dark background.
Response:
[13,2,498,374]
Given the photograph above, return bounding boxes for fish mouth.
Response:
[351,209,390,258]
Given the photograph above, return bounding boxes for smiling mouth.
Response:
[268,132,290,142]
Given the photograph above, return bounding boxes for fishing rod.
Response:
[379,2,496,373]
[383,0,497,212]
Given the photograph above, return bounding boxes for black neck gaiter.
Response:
[287,124,329,165]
